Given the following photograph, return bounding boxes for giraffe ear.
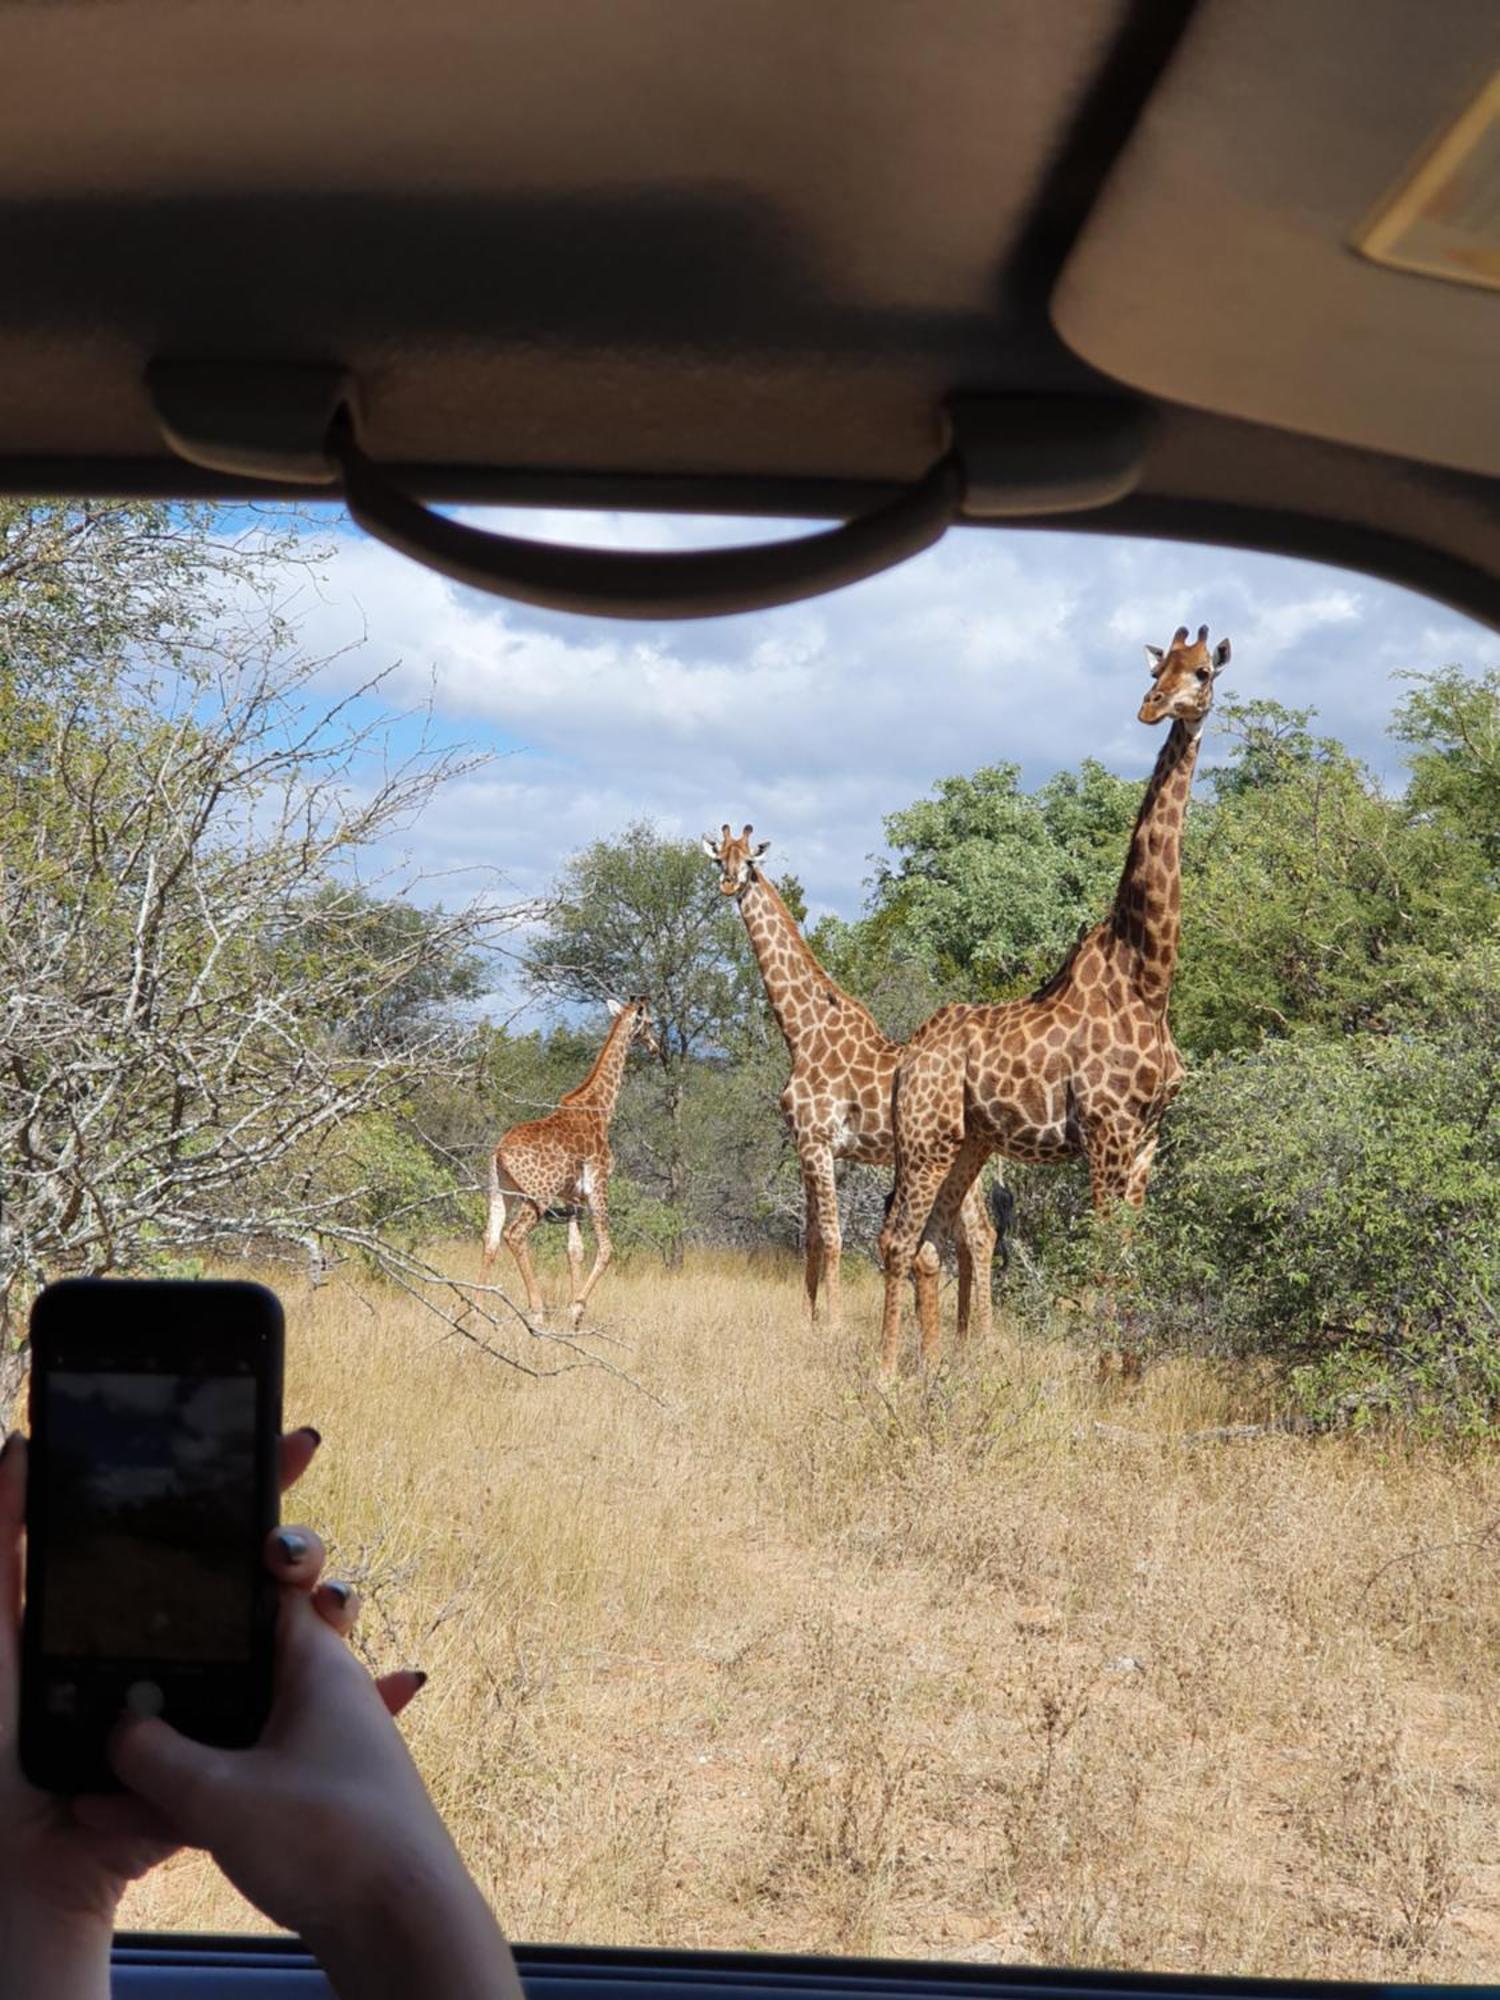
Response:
[1212,637,1232,675]
[752,840,770,858]
[1144,643,1165,677]
[701,834,720,858]
[605,997,624,1018]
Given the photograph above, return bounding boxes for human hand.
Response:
[86,1493,517,1998]
[0,1425,330,1990]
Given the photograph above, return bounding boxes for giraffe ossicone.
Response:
[876,624,1230,1376]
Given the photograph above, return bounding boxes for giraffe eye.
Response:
[1195,667,1210,681]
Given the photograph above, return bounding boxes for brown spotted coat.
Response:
[876,626,1230,1373]
[703,824,997,1337]
[482,997,656,1325]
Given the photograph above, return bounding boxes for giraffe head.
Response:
[700,822,770,897]
[1139,624,1231,727]
[605,995,662,1057]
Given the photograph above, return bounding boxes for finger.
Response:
[264,1525,326,1589]
[0,1434,26,1685]
[375,1668,428,1719]
[311,1578,359,1637]
[276,1426,322,1496]
[71,1789,183,1849]
[108,1714,234,1839]
[0,1431,23,1537]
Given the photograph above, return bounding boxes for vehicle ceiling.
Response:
[2,0,1496,625]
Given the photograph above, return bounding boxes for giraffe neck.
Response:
[562,1009,637,1124]
[737,872,883,1054]
[1107,718,1203,1010]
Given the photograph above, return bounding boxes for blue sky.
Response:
[277,503,1496,938]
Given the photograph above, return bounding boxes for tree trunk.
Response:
[665,1072,687,1269]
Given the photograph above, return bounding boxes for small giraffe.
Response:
[877,624,1230,1374]
[482,996,658,1325]
[702,824,998,1338]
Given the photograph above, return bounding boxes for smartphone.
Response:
[20,1278,284,1793]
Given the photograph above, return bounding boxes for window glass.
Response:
[5,499,1497,1976]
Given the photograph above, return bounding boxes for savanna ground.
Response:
[121,1248,1500,1979]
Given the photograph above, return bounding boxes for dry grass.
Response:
[120,1246,1500,1976]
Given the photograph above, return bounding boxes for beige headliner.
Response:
[1,0,1497,627]
[1054,0,1499,479]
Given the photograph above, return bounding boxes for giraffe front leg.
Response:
[1123,1130,1161,1208]
[799,1160,823,1322]
[800,1146,843,1332]
[1083,1118,1148,1373]
[571,1180,614,1325]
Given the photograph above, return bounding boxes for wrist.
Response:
[0,1890,114,2000]
[302,1846,519,2000]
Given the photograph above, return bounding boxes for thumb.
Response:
[108,1713,234,1839]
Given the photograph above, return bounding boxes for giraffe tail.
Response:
[482,1147,506,1264]
[988,1179,1015,1271]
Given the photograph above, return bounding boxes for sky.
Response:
[276,503,1496,946]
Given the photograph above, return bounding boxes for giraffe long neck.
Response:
[738,873,882,1054]
[1107,719,1203,1011]
[563,1009,637,1124]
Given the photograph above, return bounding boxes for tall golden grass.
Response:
[120,1247,1500,1977]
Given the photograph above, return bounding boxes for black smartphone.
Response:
[20,1278,284,1793]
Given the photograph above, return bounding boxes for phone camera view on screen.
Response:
[42,1371,257,1661]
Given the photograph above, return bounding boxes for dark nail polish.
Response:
[323,1578,351,1605]
[411,1670,428,1690]
[276,1530,309,1564]
[298,1426,323,1447]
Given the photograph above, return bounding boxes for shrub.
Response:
[1133,950,1499,1431]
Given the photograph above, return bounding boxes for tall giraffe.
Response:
[877,624,1230,1374]
[482,996,658,1325]
[702,825,998,1337]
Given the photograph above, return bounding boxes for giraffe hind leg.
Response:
[500,1196,547,1317]
[570,1177,614,1325]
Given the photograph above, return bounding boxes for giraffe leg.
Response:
[953,1179,997,1344]
[922,1137,994,1368]
[1084,1118,1149,1372]
[914,1242,942,1367]
[800,1160,823,1321]
[481,1152,507,1271]
[571,1180,614,1325]
[1085,1118,1142,1216]
[501,1199,547,1317]
[800,1146,843,1332]
[1123,1131,1161,1208]
[566,1213,585,1305]
[877,1150,957,1379]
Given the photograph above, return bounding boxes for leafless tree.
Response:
[0,512,563,1410]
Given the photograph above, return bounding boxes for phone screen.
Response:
[40,1368,260,1662]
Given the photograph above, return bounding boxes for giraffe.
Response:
[876,624,1230,1375]
[482,996,658,1325]
[702,824,999,1338]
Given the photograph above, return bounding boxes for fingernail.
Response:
[323,1578,351,1605]
[298,1426,323,1447]
[411,1670,428,1690]
[276,1530,309,1564]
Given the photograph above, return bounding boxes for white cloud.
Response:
[277,508,1497,934]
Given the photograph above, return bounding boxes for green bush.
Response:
[1133,948,1500,1431]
